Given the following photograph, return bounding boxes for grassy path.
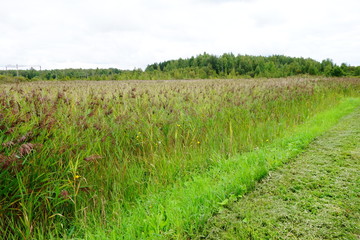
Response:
[200,107,360,240]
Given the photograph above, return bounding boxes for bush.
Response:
[329,66,346,77]
[0,75,28,83]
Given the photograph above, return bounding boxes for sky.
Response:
[1,0,360,70]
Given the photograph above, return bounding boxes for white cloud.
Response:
[0,0,359,69]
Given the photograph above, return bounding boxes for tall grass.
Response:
[0,77,359,239]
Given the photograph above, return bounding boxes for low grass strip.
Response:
[201,101,360,239]
[82,97,360,239]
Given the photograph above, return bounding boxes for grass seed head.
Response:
[0,154,22,171]
[84,154,103,162]
[60,190,69,199]
[19,143,35,157]
[2,141,15,148]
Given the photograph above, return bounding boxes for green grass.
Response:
[0,77,359,239]
[79,97,360,239]
[201,104,360,240]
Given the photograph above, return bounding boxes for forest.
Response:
[1,53,360,82]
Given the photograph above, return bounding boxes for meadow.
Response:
[0,77,359,239]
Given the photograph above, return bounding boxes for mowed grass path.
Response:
[201,107,360,240]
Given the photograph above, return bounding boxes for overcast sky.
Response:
[1,0,359,70]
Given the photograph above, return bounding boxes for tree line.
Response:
[1,53,360,82]
[146,53,360,78]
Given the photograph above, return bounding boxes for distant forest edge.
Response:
[1,53,360,82]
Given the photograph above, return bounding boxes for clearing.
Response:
[201,107,360,240]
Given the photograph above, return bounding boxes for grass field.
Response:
[0,77,359,239]
[201,106,360,240]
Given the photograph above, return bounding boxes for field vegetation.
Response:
[0,77,359,239]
